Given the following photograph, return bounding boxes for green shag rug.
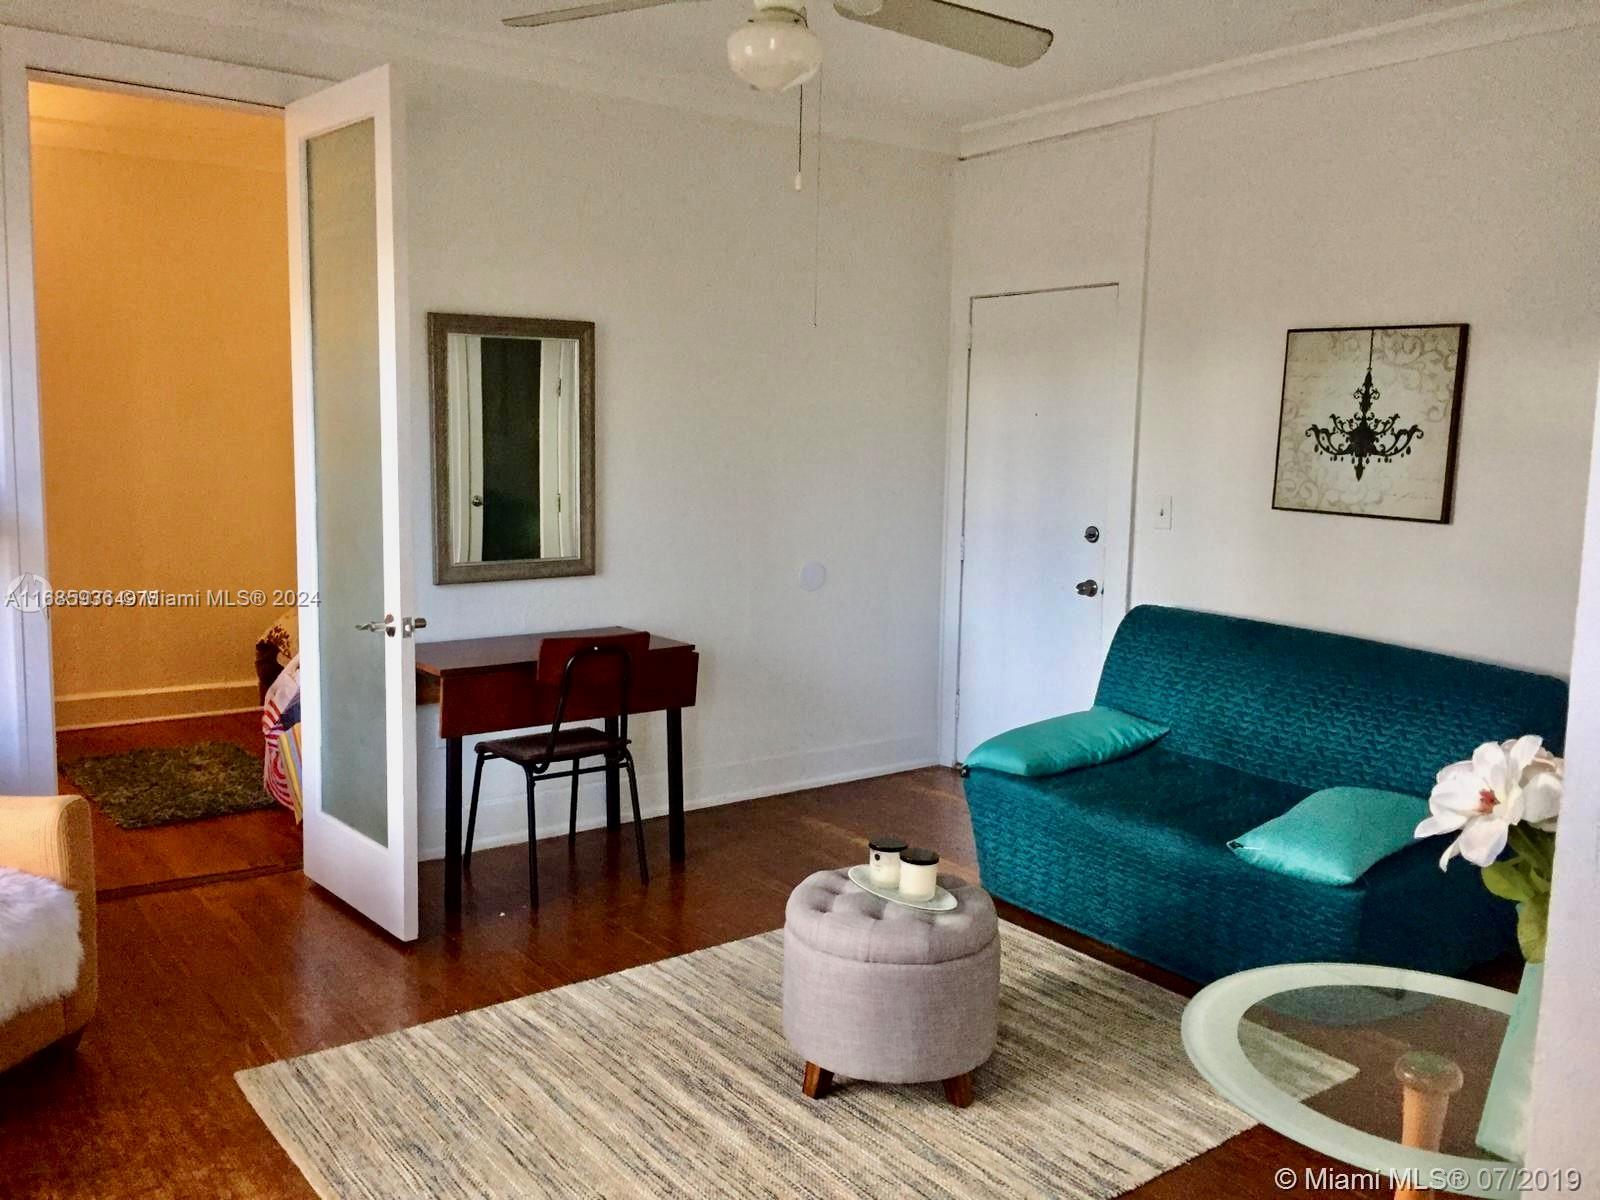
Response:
[62,741,274,829]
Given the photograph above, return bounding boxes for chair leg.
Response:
[569,767,580,846]
[464,752,487,870]
[624,752,649,885]
[524,771,540,909]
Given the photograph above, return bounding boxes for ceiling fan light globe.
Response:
[726,12,822,93]
[832,0,884,14]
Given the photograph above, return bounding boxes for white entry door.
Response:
[955,286,1121,760]
[286,66,420,941]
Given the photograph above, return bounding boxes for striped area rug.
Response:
[238,922,1351,1199]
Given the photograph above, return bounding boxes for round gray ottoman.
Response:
[781,867,1000,1107]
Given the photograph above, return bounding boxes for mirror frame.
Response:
[427,312,596,583]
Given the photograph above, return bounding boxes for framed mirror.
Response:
[428,313,595,583]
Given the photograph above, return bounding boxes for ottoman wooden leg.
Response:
[802,1062,833,1100]
[943,1072,974,1108]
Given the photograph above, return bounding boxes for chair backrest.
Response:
[535,631,650,761]
[1094,605,1569,796]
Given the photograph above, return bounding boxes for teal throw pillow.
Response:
[963,705,1168,777]
[1229,786,1429,886]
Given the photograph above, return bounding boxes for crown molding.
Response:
[29,113,281,174]
[959,0,1600,159]
[104,0,959,156]
[31,0,1594,162]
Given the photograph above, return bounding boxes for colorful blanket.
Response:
[262,656,303,822]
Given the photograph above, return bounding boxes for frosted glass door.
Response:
[308,118,387,842]
[287,66,418,941]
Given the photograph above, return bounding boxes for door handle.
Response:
[470,494,484,508]
[1075,580,1099,597]
[357,614,428,637]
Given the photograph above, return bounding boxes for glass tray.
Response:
[846,864,958,912]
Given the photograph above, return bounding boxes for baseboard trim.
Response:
[55,679,260,730]
[417,741,940,862]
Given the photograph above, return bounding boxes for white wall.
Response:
[404,66,953,855]
[1134,30,1600,675]
[947,25,1600,701]
[1527,362,1600,1176]
[938,122,1153,761]
[0,12,954,840]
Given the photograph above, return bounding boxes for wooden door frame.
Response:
[938,283,1141,765]
[0,26,325,793]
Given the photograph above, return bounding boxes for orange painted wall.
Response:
[30,82,295,728]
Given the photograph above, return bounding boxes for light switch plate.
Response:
[1154,495,1173,530]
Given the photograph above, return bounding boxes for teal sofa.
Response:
[961,606,1569,983]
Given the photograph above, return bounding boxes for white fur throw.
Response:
[0,867,82,1023]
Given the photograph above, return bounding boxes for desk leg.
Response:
[445,736,463,918]
[604,716,622,830]
[667,707,685,863]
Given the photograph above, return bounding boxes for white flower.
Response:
[1414,735,1564,869]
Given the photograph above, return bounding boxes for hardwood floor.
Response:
[55,712,302,895]
[3,766,1445,1199]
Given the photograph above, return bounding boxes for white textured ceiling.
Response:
[350,0,1465,128]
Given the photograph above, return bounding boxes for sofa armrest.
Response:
[0,795,97,1029]
[1,795,90,885]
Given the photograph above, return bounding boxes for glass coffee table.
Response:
[1183,963,1523,1199]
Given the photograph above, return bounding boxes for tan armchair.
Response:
[0,795,97,1071]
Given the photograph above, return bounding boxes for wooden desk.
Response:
[416,627,699,915]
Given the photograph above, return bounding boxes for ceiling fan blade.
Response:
[503,0,702,29]
[833,0,1051,67]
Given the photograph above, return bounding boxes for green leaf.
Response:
[1518,895,1550,964]
[1482,861,1536,902]
[1509,825,1556,875]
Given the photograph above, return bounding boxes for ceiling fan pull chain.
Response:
[794,82,805,192]
[812,66,823,327]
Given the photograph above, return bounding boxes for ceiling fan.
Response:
[503,0,1053,93]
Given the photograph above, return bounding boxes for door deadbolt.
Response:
[1075,580,1100,597]
[1084,525,1100,544]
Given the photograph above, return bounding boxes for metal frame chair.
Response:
[463,642,647,906]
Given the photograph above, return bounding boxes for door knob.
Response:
[1075,579,1099,597]
[1084,525,1100,544]
[470,494,484,508]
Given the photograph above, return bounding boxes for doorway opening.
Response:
[29,78,304,895]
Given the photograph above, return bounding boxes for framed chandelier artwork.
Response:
[1272,323,1468,523]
